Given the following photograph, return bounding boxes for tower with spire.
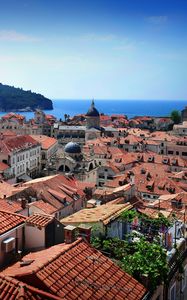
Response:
[85,99,100,129]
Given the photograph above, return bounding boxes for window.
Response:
[168,151,174,155]
[170,282,176,300]
[176,151,179,155]
[182,152,187,156]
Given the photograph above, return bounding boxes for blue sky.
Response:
[0,0,187,100]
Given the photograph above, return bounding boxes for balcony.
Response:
[167,238,187,281]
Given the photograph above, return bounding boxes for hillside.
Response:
[0,83,53,111]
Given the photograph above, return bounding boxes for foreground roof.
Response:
[3,238,146,300]
[0,275,61,300]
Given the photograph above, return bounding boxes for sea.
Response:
[0,99,186,120]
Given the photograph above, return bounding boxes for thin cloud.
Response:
[79,33,116,42]
[146,16,168,25]
[114,43,136,51]
[157,52,187,61]
[0,30,40,42]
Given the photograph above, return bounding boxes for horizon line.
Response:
[52,98,187,101]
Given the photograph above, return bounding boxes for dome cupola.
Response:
[64,142,81,154]
[86,100,99,117]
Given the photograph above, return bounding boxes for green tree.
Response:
[170,110,181,124]
[64,114,67,122]
[121,239,168,290]
[120,209,138,222]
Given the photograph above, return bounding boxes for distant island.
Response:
[0,83,53,111]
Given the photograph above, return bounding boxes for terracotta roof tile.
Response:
[30,200,57,215]
[0,181,21,199]
[0,135,39,154]
[0,275,62,300]
[0,162,9,171]
[0,199,23,213]
[23,175,85,210]
[3,238,147,300]
[0,210,26,235]
[26,213,54,227]
[30,135,57,150]
[2,112,25,121]
[138,207,171,219]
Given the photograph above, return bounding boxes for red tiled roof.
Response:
[45,114,56,120]
[100,115,111,121]
[30,200,57,215]
[138,207,171,219]
[131,164,184,195]
[0,135,39,154]
[0,275,61,300]
[30,135,57,150]
[26,213,54,227]
[0,162,9,171]
[23,175,84,210]
[0,181,27,199]
[0,199,23,213]
[0,210,26,235]
[3,238,147,300]
[2,112,25,121]
[111,114,126,118]
[1,130,17,137]
[76,181,96,190]
[48,188,67,201]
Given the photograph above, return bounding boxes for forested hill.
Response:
[0,83,53,111]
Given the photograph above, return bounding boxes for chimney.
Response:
[78,224,92,243]
[21,198,27,209]
[64,225,77,244]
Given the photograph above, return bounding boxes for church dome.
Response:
[64,142,81,154]
[86,100,100,117]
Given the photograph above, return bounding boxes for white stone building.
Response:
[0,135,41,180]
